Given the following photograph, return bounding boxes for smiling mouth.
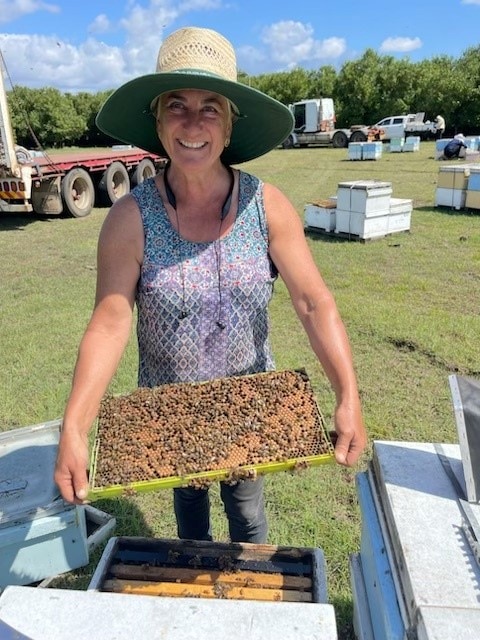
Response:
[179,140,207,149]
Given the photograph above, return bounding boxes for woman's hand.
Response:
[332,399,367,467]
[54,429,90,504]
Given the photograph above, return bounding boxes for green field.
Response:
[1,142,479,638]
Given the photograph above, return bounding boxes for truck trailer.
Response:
[0,59,165,218]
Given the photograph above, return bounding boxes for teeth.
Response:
[179,140,206,149]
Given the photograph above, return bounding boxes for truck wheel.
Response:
[332,131,348,148]
[281,135,295,149]
[98,161,130,206]
[350,131,367,143]
[61,168,95,218]
[131,158,156,187]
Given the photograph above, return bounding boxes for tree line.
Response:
[8,45,480,149]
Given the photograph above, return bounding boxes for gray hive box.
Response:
[449,374,480,503]
[0,419,89,587]
[350,440,480,640]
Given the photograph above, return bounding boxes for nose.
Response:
[182,109,204,129]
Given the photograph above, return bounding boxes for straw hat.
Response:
[96,27,294,165]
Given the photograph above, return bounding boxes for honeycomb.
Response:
[92,369,334,489]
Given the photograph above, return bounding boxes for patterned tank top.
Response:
[132,170,277,387]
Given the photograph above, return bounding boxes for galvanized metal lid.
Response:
[0,420,64,526]
[337,180,392,190]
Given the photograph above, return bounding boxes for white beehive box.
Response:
[348,142,363,160]
[304,197,337,232]
[389,197,413,215]
[388,197,412,233]
[435,187,466,210]
[362,142,382,160]
[388,137,404,153]
[0,420,89,587]
[436,138,452,159]
[335,210,390,239]
[336,180,392,216]
[403,136,420,152]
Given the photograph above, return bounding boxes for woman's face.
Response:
[156,89,233,167]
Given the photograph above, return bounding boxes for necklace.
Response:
[163,163,235,328]
[163,162,235,221]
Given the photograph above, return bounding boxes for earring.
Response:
[224,138,230,148]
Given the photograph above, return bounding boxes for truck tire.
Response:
[61,168,95,218]
[130,158,156,187]
[350,131,367,143]
[332,131,348,148]
[281,135,295,149]
[98,161,130,206]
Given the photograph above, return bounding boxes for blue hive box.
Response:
[0,420,89,587]
[467,168,480,192]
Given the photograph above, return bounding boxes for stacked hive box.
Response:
[335,180,411,240]
[347,142,382,161]
[305,182,412,240]
[466,166,480,210]
[434,165,471,210]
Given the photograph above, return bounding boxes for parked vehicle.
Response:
[371,113,437,141]
[0,60,165,218]
[281,98,384,149]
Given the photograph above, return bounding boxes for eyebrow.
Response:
[165,92,225,107]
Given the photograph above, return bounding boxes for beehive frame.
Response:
[88,369,334,500]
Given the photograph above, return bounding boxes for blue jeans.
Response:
[173,477,268,543]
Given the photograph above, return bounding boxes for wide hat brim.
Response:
[95,71,294,165]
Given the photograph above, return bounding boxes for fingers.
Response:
[54,463,89,504]
[334,432,364,467]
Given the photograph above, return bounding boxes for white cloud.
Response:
[380,36,422,53]
[88,14,111,35]
[259,21,346,70]
[461,0,480,4]
[0,0,231,91]
[312,37,347,59]
[0,34,126,92]
[0,0,59,24]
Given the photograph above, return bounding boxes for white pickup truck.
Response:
[372,113,437,141]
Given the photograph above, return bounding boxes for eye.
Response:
[202,104,223,118]
[166,101,186,113]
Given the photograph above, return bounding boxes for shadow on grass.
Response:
[304,228,354,243]
[415,204,480,217]
[331,595,356,640]
[0,212,68,231]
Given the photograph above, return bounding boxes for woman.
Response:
[55,27,366,543]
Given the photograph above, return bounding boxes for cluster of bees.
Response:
[92,369,333,489]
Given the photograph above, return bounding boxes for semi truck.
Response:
[281,98,383,149]
[0,58,165,218]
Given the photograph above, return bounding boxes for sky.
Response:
[0,0,479,93]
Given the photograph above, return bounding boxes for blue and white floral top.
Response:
[131,170,277,386]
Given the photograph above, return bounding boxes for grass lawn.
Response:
[1,141,479,638]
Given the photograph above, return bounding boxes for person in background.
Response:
[443,133,468,159]
[434,114,446,139]
[54,26,367,544]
